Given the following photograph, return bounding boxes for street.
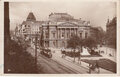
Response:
[27,46,114,74]
[27,47,89,74]
[37,54,79,74]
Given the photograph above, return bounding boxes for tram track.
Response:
[38,54,80,74]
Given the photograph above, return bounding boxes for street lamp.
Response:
[34,34,39,69]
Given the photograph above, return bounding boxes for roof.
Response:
[54,13,68,15]
[49,12,74,21]
[26,12,36,21]
[21,21,44,26]
[49,13,68,16]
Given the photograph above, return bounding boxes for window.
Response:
[62,41,65,48]
[62,32,64,38]
[53,33,55,38]
[71,33,74,37]
[67,33,69,38]
[23,29,25,31]
[53,41,55,46]
[59,32,61,38]
[85,32,88,38]
[46,32,48,38]
[25,25,27,27]
[80,33,82,38]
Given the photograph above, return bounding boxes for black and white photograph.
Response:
[2,0,119,75]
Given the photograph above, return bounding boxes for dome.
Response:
[49,13,74,21]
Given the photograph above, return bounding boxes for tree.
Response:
[83,37,98,50]
[4,40,38,73]
[90,27,105,45]
[16,36,29,50]
[67,35,83,62]
[67,35,99,62]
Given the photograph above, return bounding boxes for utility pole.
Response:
[47,21,50,47]
[4,2,10,73]
[4,2,10,54]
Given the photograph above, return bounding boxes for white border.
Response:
[0,0,120,76]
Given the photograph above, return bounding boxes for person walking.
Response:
[95,60,100,73]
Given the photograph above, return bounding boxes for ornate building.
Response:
[15,12,91,48]
[15,12,43,41]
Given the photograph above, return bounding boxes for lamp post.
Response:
[35,34,39,69]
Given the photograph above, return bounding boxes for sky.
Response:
[9,0,116,31]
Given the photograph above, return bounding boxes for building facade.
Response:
[106,17,116,48]
[15,12,91,48]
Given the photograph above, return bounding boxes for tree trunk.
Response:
[79,45,82,64]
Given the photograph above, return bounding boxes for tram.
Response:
[40,48,52,58]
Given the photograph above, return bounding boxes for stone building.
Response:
[15,12,91,48]
[106,17,116,48]
[15,12,43,41]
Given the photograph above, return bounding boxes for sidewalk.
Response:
[52,49,114,74]
[65,55,114,74]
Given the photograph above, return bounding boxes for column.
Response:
[61,28,62,39]
[66,28,67,38]
[68,28,70,38]
[64,28,66,39]
[76,28,78,36]
[56,28,58,48]
[57,28,59,39]
[70,28,71,38]
[74,28,75,35]
[59,28,61,39]
[60,28,62,48]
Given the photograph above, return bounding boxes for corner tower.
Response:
[26,12,36,21]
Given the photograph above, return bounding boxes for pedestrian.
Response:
[88,63,92,74]
[63,50,66,58]
[95,60,100,73]
[78,52,81,64]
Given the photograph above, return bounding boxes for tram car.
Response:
[40,48,52,58]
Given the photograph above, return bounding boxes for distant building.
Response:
[106,17,116,34]
[15,12,91,48]
[106,17,116,48]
